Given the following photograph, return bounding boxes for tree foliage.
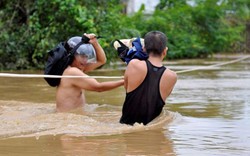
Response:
[0,0,249,69]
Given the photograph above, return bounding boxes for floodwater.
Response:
[0,55,249,156]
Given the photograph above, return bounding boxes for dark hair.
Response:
[144,31,167,56]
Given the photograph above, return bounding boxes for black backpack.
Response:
[44,42,70,87]
[44,35,90,87]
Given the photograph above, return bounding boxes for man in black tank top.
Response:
[120,31,177,125]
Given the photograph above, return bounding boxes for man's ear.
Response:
[163,47,168,56]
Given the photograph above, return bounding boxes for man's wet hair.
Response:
[144,31,167,56]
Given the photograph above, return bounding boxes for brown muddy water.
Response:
[0,55,249,156]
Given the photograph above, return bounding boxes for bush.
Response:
[0,0,248,70]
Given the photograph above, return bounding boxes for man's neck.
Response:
[148,56,163,67]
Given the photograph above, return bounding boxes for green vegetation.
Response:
[0,0,249,70]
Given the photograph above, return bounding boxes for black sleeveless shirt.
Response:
[120,60,166,125]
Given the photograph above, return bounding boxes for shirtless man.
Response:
[56,33,124,112]
[120,31,177,125]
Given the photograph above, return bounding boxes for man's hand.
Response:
[83,33,97,44]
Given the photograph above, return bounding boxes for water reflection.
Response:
[167,116,250,156]
[0,130,176,156]
[167,68,250,119]
[60,129,176,156]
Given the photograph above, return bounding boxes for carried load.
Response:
[113,37,148,64]
[44,35,96,87]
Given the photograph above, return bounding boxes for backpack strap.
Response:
[67,34,92,57]
[67,41,84,57]
[115,39,129,62]
[115,39,128,48]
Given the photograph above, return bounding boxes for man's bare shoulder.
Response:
[127,59,146,70]
[164,69,177,82]
[63,66,84,76]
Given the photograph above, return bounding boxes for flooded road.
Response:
[0,55,249,156]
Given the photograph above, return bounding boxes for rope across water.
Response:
[0,55,249,79]
[176,55,250,74]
